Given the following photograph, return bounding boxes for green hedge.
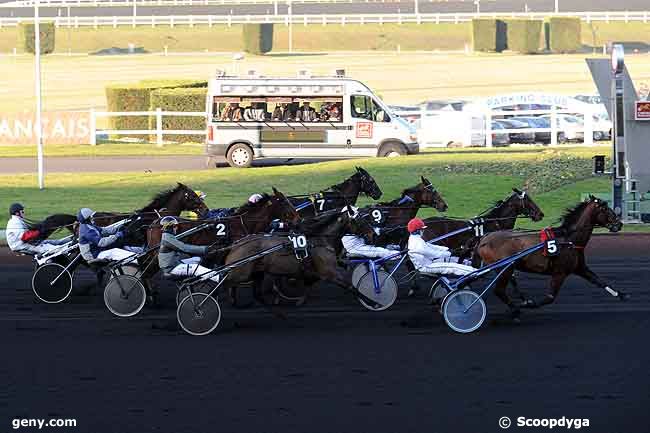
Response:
[19,22,55,55]
[505,19,542,54]
[472,19,506,52]
[148,88,207,144]
[549,17,582,53]
[242,23,274,55]
[105,79,207,140]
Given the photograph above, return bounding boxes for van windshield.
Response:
[211,96,343,123]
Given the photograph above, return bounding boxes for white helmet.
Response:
[248,193,264,204]
[77,208,96,223]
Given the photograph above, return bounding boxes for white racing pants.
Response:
[417,258,476,277]
[342,235,398,259]
[168,257,221,283]
[96,246,143,264]
[17,242,61,257]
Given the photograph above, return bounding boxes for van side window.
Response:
[351,95,389,122]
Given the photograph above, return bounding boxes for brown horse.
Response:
[422,188,544,251]
[289,167,383,217]
[360,176,448,248]
[222,207,377,307]
[475,196,626,320]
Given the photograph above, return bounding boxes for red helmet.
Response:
[407,218,427,233]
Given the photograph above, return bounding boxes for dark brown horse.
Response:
[360,176,449,248]
[222,206,377,307]
[422,188,544,251]
[475,196,626,320]
[289,167,383,217]
[26,214,78,240]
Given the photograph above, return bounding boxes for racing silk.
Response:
[407,233,476,277]
[205,208,235,219]
[78,222,123,262]
[5,215,40,252]
[158,232,208,274]
[342,234,397,259]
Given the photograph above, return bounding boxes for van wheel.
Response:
[379,142,406,158]
[593,131,603,141]
[226,143,253,168]
[557,132,567,144]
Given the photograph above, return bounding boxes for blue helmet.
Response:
[9,203,24,216]
[77,208,96,223]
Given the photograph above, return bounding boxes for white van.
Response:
[205,72,419,168]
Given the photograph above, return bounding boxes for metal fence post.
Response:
[550,106,558,145]
[584,106,593,146]
[89,109,97,146]
[156,108,163,147]
[485,110,492,148]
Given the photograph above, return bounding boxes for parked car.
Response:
[510,116,551,144]
[575,113,612,141]
[574,95,602,105]
[488,121,510,146]
[494,119,536,143]
[389,105,421,125]
[538,114,584,142]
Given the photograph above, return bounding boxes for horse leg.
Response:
[523,272,568,308]
[575,265,629,301]
[493,268,521,321]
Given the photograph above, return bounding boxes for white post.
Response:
[274,0,278,15]
[35,0,44,189]
[475,0,480,14]
[132,0,137,28]
[414,0,418,16]
[156,108,163,147]
[554,0,558,13]
[550,106,558,145]
[288,0,293,53]
[584,106,593,146]
[485,111,492,147]
[89,108,96,145]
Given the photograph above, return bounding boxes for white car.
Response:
[539,114,584,142]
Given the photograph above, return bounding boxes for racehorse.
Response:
[142,187,301,283]
[422,188,544,251]
[26,214,78,240]
[361,176,449,248]
[475,196,626,320]
[289,167,383,217]
[222,206,377,308]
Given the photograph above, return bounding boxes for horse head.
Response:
[416,176,447,212]
[355,166,383,200]
[587,195,622,232]
[271,187,301,225]
[506,188,544,222]
[174,183,209,217]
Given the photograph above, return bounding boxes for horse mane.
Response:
[139,183,187,213]
[233,193,272,215]
[329,171,358,193]
[26,214,77,231]
[378,184,419,206]
[558,200,591,229]
[299,209,341,233]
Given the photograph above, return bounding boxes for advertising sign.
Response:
[635,101,650,120]
[356,121,373,139]
[0,111,91,144]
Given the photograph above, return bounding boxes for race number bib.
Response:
[469,218,485,237]
[288,233,309,260]
[214,222,230,240]
[312,194,327,213]
[369,208,386,226]
[545,239,560,257]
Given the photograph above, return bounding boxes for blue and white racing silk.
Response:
[205,208,235,219]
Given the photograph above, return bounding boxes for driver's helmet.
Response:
[160,216,179,233]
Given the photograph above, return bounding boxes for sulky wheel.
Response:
[175,280,213,307]
[32,263,73,304]
[351,263,370,288]
[357,270,398,312]
[442,290,486,334]
[104,274,147,317]
[177,293,221,336]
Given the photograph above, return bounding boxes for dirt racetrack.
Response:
[1,234,649,433]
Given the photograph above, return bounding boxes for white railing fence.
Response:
[0,11,648,28]
[92,109,206,146]
[94,107,602,148]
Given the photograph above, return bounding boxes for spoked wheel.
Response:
[442,290,486,334]
[104,275,147,317]
[357,270,398,312]
[32,263,73,304]
[175,281,213,306]
[431,284,451,306]
[351,263,370,288]
[177,293,222,336]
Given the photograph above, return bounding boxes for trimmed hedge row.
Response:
[472,17,580,54]
[19,22,55,54]
[549,17,582,53]
[471,19,506,52]
[505,19,542,54]
[148,88,207,143]
[105,79,207,140]
[242,23,273,55]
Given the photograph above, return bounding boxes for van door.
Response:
[348,95,392,156]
